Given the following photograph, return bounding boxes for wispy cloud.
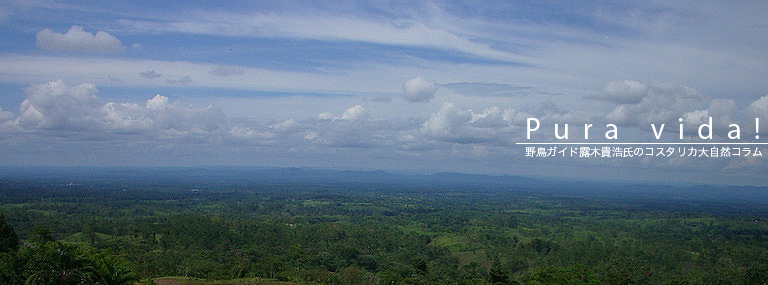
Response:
[118,12,533,64]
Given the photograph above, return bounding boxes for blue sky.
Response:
[1,1,768,185]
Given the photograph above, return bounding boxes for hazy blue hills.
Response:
[0,166,766,212]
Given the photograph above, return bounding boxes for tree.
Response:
[0,252,23,285]
[22,241,98,285]
[601,257,651,285]
[30,226,55,245]
[527,264,601,285]
[0,215,19,253]
[90,252,138,285]
[489,262,510,284]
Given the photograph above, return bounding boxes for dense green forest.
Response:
[1,170,767,284]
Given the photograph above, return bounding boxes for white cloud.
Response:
[699,98,739,130]
[228,126,276,141]
[102,102,153,130]
[502,108,535,125]
[421,103,471,139]
[306,118,397,148]
[282,105,409,148]
[340,105,368,120]
[748,95,768,133]
[601,81,763,138]
[418,102,511,144]
[681,109,709,125]
[470,106,510,128]
[605,83,703,126]
[403,77,438,103]
[226,119,304,144]
[748,95,768,118]
[317,105,369,121]
[36,26,125,54]
[14,80,227,138]
[146,94,169,110]
[318,112,334,120]
[271,119,298,132]
[16,80,102,130]
[411,100,584,146]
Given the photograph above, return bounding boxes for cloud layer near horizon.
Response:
[3,80,766,151]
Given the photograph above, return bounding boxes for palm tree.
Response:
[91,253,138,285]
[23,242,97,285]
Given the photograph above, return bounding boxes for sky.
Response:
[1,1,768,185]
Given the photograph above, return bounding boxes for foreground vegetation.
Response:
[0,174,767,284]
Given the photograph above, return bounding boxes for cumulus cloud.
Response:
[139,70,162,79]
[13,80,227,138]
[682,98,739,131]
[318,112,334,120]
[102,101,159,131]
[403,77,438,103]
[418,103,513,144]
[748,95,768,118]
[296,105,409,148]
[308,120,397,148]
[421,103,470,139]
[226,118,305,145]
[681,109,709,126]
[599,80,767,139]
[410,100,584,146]
[226,104,391,147]
[36,26,125,54]
[142,95,226,135]
[470,106,513,128]
[16,80,102,130]
[604,82,703,126]
[340,105,368,120]
[146,94,168,110]
[318,105,369,121]
[748,95,768,133]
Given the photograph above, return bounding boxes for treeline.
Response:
[1,181,768,284]
[0,215,137,284]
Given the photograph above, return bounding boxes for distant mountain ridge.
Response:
[0,166,766,205]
